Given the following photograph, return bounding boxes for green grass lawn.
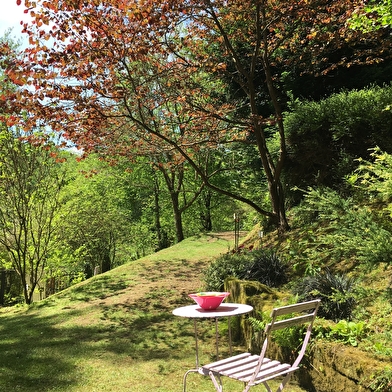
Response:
[0,233,307,391]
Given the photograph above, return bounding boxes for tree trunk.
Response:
[200,190,213,231]
[152,172,170,250]
[269,180,290,233]
[170,190,185,242]
[101,252,111,273]
[0,269,5,306]
[156,164,186,243]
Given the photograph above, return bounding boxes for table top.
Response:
[172,303,253,318]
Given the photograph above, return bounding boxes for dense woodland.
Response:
[0,0,392,306]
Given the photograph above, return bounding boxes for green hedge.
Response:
[284,84,392,197]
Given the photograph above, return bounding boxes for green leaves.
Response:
[326,320,368,347]
[355,147,392,218]
[289,186,392,271]
[294,269,357,321]
[349,0,392,32]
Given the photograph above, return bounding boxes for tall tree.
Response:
[3,0,387,233]
[0,126,66,304]
[0,34,66,304]
[155,159,205,242]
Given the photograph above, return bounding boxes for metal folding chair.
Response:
[194,299,320,392]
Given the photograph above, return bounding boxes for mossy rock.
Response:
[224,276,289,312]
[224,277,289,349]
[297,342,389,392]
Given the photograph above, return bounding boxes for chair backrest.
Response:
[259,299,321,368]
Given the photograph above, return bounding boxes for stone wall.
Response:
[224,277,389,392]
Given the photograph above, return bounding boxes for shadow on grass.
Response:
[31,274,132,310]
[63,274,131,302]
[0,245,221,391]
[0,312,82,391]
[0,301,195,391]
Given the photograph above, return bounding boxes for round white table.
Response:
[173,303,253,319]
[173,303,253,368]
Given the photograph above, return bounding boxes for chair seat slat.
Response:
[219,358,272,378]
[206,355,260,373]
[255,363,292,379]
[227,359,281,381]
[252,365,298,385]
[202,352,251,370]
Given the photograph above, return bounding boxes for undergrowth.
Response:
[293,269,356,321]
[204,248,288,291]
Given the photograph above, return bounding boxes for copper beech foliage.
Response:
[1,0,388,232]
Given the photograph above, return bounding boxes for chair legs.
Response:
[274,372,293,392]
[261,382,272,392]
[209,371,223,392]
[183,369,199,392]
[183,369,224,392]
[244,373,293,392]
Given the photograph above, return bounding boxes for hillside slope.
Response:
[0,234,236,391]
[0,232,309,392]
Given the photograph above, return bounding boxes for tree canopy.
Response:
[1,0,391,235]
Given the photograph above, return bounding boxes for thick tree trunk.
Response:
[269,180,290,234]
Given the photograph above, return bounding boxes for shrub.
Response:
[240,249,288,287]
[204,249,288,291]
[327,320,368,347]
[294,269,356,321]
[288,186,392,271]
[313,319,368,347]
[204,252,248,291]
[354,147,392,225]
[385,282,392,305]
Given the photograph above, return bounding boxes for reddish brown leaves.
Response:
[4,0,388,157]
